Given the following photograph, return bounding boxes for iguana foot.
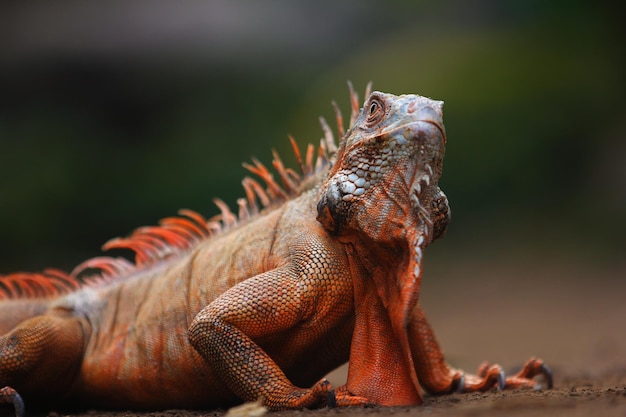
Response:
[480,357,553,390]
[327,385,373,407]
[0,386,25,417]
[263,378,332,410]
[457,357,552,393]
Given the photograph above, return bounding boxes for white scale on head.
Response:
[338,136,414,202]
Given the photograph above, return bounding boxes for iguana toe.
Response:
[327,385,373,407]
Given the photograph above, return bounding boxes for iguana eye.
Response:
[366,96,385,126]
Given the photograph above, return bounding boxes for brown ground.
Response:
[14,248,626,417]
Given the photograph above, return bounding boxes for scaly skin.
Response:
[0,86,552,416]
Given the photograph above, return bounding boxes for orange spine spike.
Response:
[178,209,209,233]
[157,224,200,245]
[0,269,80,300]
[213,198,237,227]
[288,135,305,175]
[72,257,134,279]
[133,226,192,249]
[285,169,301,186]
[237,198,250,223]
[159,216,209,239]
[41,268,80,295]
[132,232,171,251]
[319,116,337,157]
[207,220,223,235]
[42,268,75,283]
[242,177,271,209]
[332,100,345,138]
[316,140,327,173]
[131,235,176,259]
[243,159,288,201]
[103,238,155,266]
[272,149,299,194]
[348,80,360,126]
[241,177,260,216]
[304,143,315,177]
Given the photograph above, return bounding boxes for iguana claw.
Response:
[455,373,465,393]
[540,363,554,389]
[497,369,506,391]
[454,363,506,393]
[477,362,506,390]
[511,357,553,390]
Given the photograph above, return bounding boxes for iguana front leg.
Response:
[407,305,553,394]
[188,266,333,410]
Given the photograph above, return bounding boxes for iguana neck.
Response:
[341,237,424,405]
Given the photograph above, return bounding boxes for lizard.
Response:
[0,84,552,416]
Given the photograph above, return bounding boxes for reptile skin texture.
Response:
[0,85,551,416]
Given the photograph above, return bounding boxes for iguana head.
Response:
[317,90,448,244]
[317,90,449,392]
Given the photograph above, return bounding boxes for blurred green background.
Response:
[1,0,624,274]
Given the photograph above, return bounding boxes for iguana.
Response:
[0,84,552,416]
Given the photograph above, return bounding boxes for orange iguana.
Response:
[0,84,551,416]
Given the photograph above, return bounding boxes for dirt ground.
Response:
[10,249,626,417]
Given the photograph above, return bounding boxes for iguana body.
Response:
[0,85,551,416]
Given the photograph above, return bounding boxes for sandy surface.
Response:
[9,251,626,417]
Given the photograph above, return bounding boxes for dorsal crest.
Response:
[0,84,369,300]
